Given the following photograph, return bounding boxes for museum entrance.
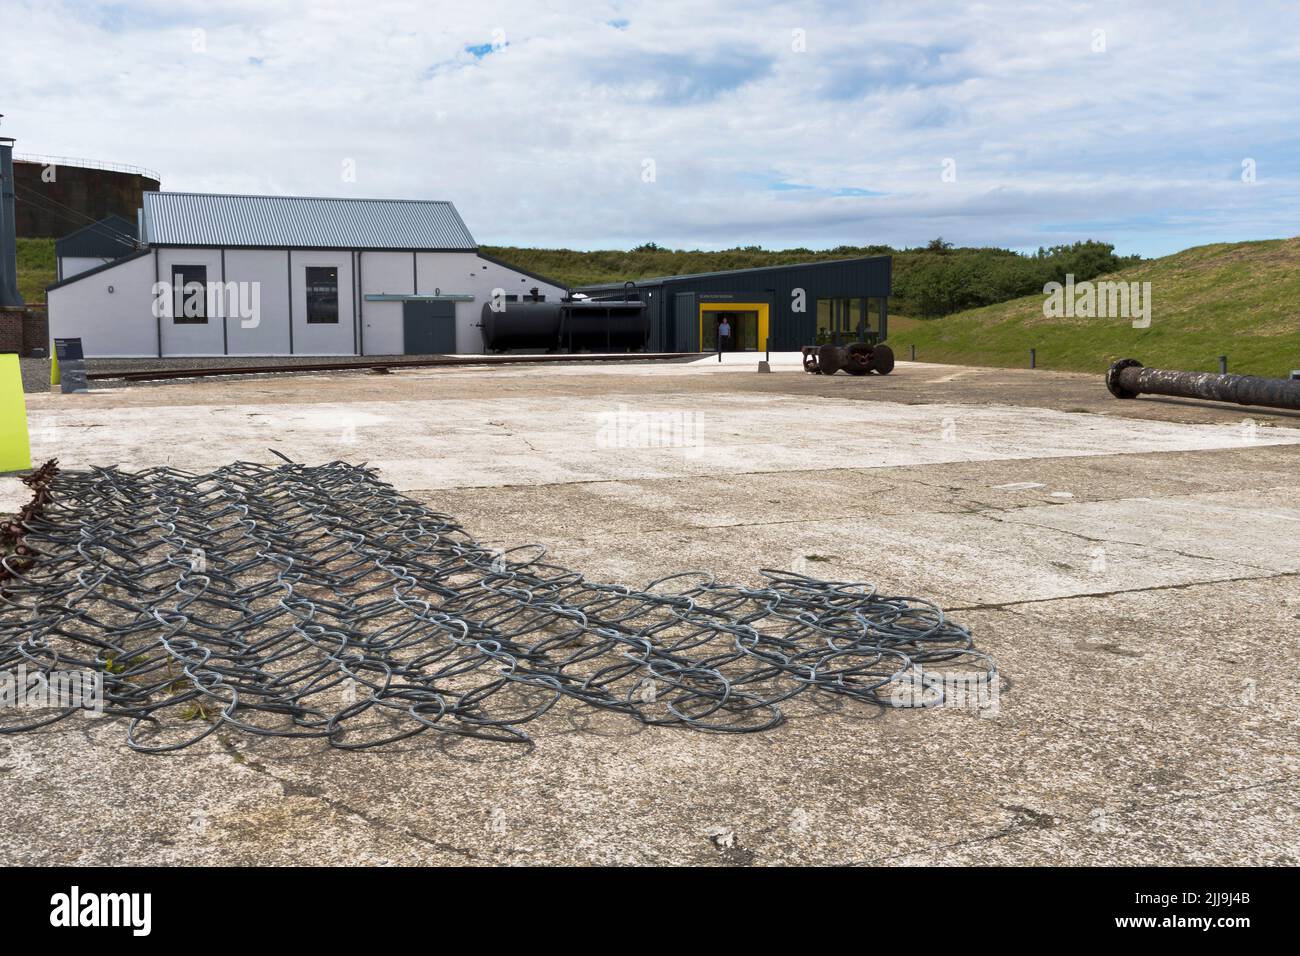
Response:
[699,303,769,351]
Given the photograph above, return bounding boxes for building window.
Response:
[815,298,868,344]
[172,265,208,324]
[306,266,339,324]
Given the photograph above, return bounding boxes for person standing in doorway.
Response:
[717,316,732,352]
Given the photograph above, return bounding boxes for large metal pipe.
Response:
[1106,358,1300,410]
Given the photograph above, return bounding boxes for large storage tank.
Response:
[479,301,562,351]
[562,301,651,351]
[13,156,160,238]
[480,299,649,352]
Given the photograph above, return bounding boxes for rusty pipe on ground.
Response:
[1106,358,1300,410]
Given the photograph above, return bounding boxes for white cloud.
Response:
[4,0,1297,255]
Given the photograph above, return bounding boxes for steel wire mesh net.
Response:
[1,460,996,751]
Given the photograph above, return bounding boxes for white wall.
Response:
[49,245,567,358]
[358,252,414,355]
[191,249,355,356]
[58,256,114,280]
[223,249,290,355]
[361,251,565,355]
[157,248,225,355]
[291,250,356,355]
[47,252,157,357]
[419,253,567,353]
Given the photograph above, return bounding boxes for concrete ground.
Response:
[2,356,1298,865]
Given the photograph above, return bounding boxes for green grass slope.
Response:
[886,238,1300,378]
[16,237,55,304]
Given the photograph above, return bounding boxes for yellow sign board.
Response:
[0,353,32,473]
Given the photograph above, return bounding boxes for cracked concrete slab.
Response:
[23,393,1300,493]
[997,489,1300,573]
[3,359,1298,865]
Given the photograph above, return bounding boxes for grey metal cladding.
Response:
[141,192,477,250]
[55,214,138,259]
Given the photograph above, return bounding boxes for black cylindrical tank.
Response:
[561,301,649,352]
[479,301,563,351]
[479,299,650,352]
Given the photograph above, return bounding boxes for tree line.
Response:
[480,238,1140,319]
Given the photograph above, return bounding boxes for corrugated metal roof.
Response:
[141,192,477,250]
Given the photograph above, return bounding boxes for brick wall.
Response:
[0,308,49,355]
[23,308,48,355]
[0,308,21,354]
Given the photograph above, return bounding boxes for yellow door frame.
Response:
[699,302,769,351]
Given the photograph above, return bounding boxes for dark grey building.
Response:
[576,255,891,353]
[54,214,138,281]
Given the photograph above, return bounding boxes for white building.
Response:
[46,192,567,357]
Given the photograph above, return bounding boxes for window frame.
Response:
[172,265,209,325]
[305,265,341,325]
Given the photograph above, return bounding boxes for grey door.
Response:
[403,300,456,354]
[674,292,697,351]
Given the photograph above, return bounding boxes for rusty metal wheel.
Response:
[869,344,895,375]
[844,343,873,376]
[818,344,843,375]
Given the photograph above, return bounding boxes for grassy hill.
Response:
[481,239,1134,318]
[885,238,1300,378]
[16,237,55,304]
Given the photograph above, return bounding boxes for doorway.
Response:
[698,302,769,351]
[402,300,456,354]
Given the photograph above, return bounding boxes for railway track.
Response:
[84,352,698,383]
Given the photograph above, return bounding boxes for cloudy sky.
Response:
[4,0,1298,256]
